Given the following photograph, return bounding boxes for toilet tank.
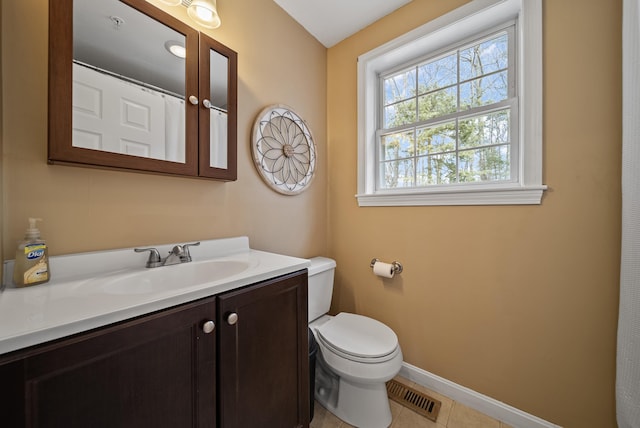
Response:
[307,257,336,322]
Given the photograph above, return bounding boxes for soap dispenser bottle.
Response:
[13,218,50,287]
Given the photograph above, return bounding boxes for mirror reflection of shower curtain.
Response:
[164,96,185,163]
[618,1,640,426]
[210,109,228,169]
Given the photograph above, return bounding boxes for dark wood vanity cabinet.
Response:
[217,270,309,428]
[0,297,217,428]
[0,270,309,428]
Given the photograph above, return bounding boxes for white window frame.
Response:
[356,0,545,206]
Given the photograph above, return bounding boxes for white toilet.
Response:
[308,257,403,428]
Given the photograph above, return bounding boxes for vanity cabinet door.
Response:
[18,298,216,428]
[217,270,309,428]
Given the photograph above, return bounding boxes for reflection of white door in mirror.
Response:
[72,63,186,163]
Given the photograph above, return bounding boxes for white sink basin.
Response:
[101,260,253,295]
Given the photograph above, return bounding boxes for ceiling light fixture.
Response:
[187,0,221,29]
[165,40,187,58]
[149,0,222,29]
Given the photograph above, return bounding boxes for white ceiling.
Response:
[273,0,413,48]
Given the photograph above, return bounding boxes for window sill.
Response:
[356,184,547,206]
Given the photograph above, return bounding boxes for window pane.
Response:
[382,131,415,160]
[459,109,510,150]
[382,159,415,188]
[418,53,457,93]
[384,68,417,105]
[384,99,417,128]
[459,33,508,81]
[418,86,457,121]
[416,153,456,185]
[460,71,508,109]
[375,26,517,193]
[416,121,456,155]
[458,145,510,182]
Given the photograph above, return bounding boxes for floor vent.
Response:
[386,379,441,422]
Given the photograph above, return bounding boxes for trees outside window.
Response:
[379,30,514,189]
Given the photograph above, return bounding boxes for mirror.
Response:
[198,33,237,179]
[73,0,188,163]
[49,0,237,180]
[208,50,228,169]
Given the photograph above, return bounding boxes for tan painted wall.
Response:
[326,0,621,427]
[1,0,327,258]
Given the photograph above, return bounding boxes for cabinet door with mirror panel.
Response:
[49,0,237,180]
[199,33,237,180]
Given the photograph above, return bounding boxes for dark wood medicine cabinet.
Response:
[48,0,238,180]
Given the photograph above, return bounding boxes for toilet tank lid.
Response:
[307,257,336,276]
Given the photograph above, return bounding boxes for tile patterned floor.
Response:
[310,376,513,428]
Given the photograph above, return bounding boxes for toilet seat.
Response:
[316,313,399,363]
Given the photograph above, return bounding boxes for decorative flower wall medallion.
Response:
[251,104,317,195]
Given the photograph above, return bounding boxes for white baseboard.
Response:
[399,362,562,428]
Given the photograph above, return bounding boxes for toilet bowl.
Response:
[308,257,402,428]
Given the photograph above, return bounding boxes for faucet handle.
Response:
[169,245,185,256]
[134,247,162,268]
[182,242,201,262]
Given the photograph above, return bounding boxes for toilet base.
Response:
[314,355,393,428]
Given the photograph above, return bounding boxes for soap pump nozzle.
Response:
[25,217,43,240]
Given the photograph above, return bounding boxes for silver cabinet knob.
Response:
[202,320,215,334]
[226,312,238,325]
[188,95,199,105]
[203,99,213,109]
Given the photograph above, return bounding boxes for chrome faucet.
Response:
[134,242,200,268]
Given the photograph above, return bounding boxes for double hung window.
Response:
[380,27,515,188]
[357,0,545,206]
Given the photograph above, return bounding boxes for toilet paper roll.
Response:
[373,261,395,278]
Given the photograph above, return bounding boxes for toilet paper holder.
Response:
[370,258,403,274]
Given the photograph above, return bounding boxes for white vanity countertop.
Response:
[0,237,310,356]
